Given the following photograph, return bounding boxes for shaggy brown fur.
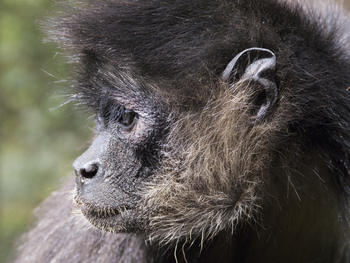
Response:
[13,0,350,262]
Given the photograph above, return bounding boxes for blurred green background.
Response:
[0,0,93,262]
[0,0,350,262]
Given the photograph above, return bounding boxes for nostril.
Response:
[80,163,99,179]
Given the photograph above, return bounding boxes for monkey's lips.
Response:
[79,204,132,231]
[81,204,129,220]
[75,195,129,218]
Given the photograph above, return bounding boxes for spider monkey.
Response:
[14,0,350,262]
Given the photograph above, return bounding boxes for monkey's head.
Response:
[49,0,350,245]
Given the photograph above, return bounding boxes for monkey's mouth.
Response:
[74,195,129,219]
[79,203,142,233]
[81,205,130,220]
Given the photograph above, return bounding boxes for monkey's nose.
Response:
[80,162,99,179]
[73,160,100,181]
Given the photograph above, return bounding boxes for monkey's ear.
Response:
[222,47,278,121]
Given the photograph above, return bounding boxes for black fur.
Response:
[14,0,350,262]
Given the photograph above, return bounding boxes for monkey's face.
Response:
[72,82,169,233]
[72,47,279,242]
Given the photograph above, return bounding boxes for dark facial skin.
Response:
[72,88,168,233]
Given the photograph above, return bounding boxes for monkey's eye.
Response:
[118,108,136,128]
[95,104,137,131]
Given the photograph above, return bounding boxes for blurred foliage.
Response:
[0,0,93,262]
[0,0,350,263]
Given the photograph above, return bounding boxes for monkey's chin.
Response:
[80,205,144,233]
